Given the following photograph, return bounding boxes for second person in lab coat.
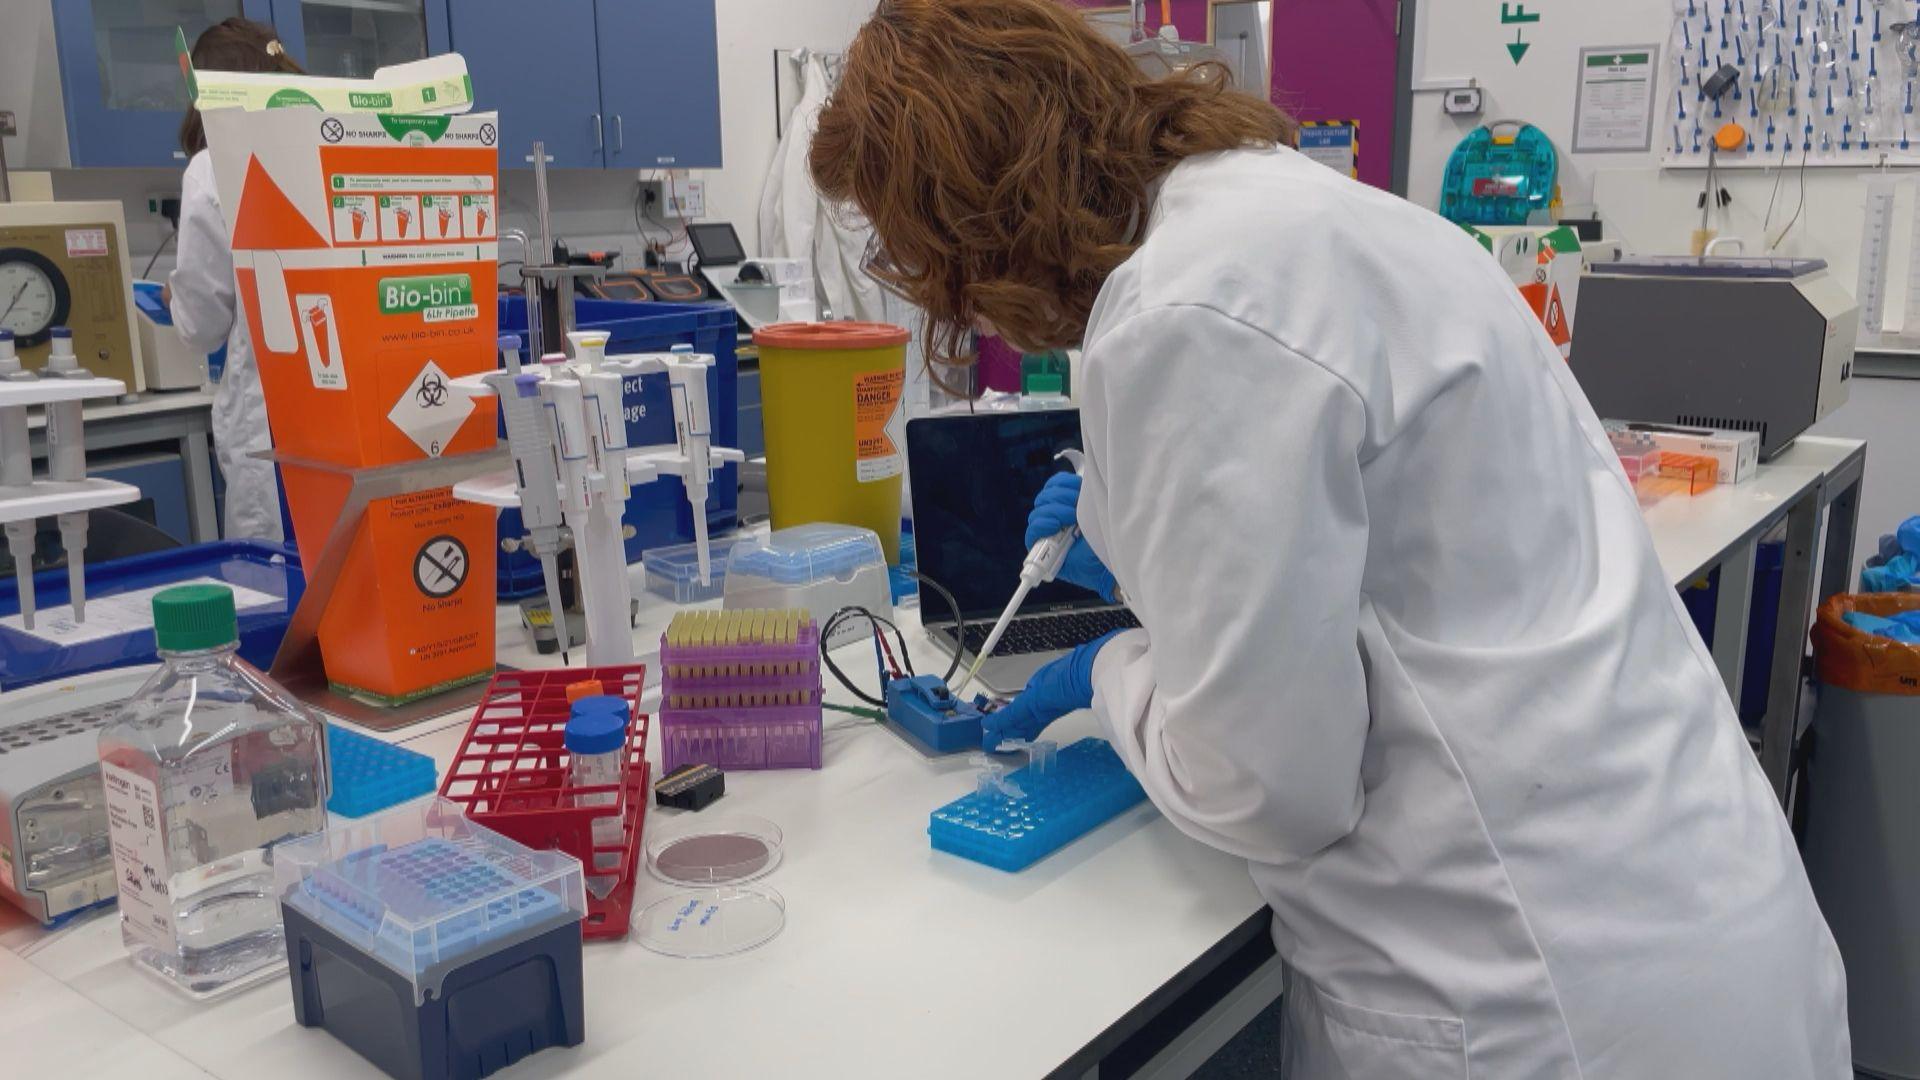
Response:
[809,2,1851,1078]
[169,18,302,542]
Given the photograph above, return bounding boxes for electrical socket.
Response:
[665,178,705,219]
[144,191,181,221]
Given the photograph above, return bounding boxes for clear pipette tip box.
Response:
[643,540,732,604]
[326,723,438,818]
[928,738,1148,872]
[276,799,585,1001]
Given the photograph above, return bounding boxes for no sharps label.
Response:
[853,368,906,483]
[378,273,477,323]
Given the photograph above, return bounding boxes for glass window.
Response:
[92,0,243,111]
[297,0,427,79]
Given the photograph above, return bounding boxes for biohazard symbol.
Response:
[416,370,449,408]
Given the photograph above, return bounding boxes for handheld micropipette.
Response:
[961,449,1087,693]
[41,328,91,623]
[0,330,39,628]
[485,334,574,659]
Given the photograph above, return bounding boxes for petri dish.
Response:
[646,813,784,885]
[632,883,787,958]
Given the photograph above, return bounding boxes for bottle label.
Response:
[102,761,176,948]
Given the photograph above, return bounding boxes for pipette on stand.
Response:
[486,334,574,660]
[0,330,39,628]
[41,328,91,623]
[664,345,727,586]
[961,449,1087,695]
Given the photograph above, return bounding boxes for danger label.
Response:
[853,367,905,483]
[387,358,474,458]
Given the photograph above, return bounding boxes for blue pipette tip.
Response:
[49,326,71,339]
[0,329,12,342]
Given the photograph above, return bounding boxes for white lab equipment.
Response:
[42,329,93,622]
[453,340,743,665]
[963,448,1085,693]
[0,330,37,626]
[1071,146,1846,1076]
[485,335,573,658]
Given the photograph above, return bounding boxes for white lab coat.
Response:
[1078,147,1850,1079]
[170,150,283,543]
[758,50,887,323]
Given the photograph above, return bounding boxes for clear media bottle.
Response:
[98,584,329,998]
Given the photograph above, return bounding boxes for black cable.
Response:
[1762,139,1792,237]
[141,230,177,279]
[905,569,966,685]
[819,606,906,706]
[816,570,968,706]
[1770,140,1813,252]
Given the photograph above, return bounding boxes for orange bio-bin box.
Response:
[203,80,503,705]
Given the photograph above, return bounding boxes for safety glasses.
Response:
[860,232,915,302]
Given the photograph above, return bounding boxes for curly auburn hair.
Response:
[809,0,1295,369]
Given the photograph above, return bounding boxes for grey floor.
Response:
[1192,997,1284,1078]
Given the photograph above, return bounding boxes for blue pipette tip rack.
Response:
[928,738,1148,872]
[327,723,438,818]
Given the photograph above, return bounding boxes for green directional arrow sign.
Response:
[1509,31,1532,63]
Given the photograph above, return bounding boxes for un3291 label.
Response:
[378,273,477,322]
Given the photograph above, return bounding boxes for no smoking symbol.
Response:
[414,536,469,598]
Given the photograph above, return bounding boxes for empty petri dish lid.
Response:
[632,884,786,959]
[646,813,784,885]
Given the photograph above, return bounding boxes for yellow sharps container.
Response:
[754,322,912,563]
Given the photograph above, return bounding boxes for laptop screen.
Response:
[907,410,1106,622]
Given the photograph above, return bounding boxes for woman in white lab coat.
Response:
[168,19,302,542]
[810,2,1851,1077]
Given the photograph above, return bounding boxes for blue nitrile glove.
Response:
[1026,472,1118,602]
[982,631,1123,751]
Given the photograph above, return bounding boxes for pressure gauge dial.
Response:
[0,248,72,348]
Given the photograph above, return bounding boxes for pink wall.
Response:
[1269,0,1399,191]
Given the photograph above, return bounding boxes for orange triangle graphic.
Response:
[231,154,329,250]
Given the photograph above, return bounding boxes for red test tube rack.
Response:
[438,665,651,941]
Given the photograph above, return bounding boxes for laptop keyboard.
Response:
[948,608,1141,657]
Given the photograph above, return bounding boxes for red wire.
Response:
[874,622,905,677]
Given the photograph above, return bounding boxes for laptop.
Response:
[906,410,1140,696]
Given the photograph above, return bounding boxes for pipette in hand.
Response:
[961,449,1087,693]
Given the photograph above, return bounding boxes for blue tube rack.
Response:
[928,738,1148,871]
[327,724,438,818]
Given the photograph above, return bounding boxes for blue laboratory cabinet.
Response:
[450,0,722,170]
[597,1,722,169]
[446,0,605,169]
[53,0,276,167]
[52,0,445,167]
[54,0,720,171]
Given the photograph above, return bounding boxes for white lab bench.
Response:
[0,435,1869,1080]
[26,387,221,544]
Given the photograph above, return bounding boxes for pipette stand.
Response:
[0,375,140,630]
[262,445,509,731]
[451,349,742,667]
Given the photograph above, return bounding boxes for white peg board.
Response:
[1663,0,1920,166]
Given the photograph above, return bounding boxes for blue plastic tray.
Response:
[494,297,741,598]
[0,540,302,691]
[928,738,1148,871]
[328,724,438,818]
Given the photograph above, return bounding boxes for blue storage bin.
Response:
[0,541,303,691]
[493,297,741,598]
